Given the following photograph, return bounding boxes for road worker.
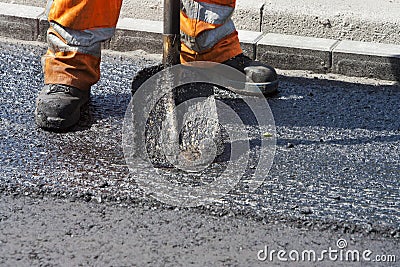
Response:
[35,0,278,130]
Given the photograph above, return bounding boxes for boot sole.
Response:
[227,79,279,96]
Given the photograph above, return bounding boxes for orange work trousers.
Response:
[43,0,242,90]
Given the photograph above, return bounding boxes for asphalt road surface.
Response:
[0,38,399,266]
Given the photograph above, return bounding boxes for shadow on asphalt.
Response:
[66,92,132,132]
[390,55,400,82]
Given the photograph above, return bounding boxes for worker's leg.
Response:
[43,0,123,90]
[36,0,122,130]
[180,0,278,93]
[180,0,242,63]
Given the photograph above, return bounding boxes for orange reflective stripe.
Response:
[180,12,219,37]
[181,31,242,63]
[48,0,122,30]
[43,50,100,90]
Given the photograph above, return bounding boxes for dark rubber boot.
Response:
[222,53,279,95]
[35,84,90,131]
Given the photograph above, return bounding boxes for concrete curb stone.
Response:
[0,3,43,41]
[257,33,339,73]
[37,12,48,43]
[332,40,400,81]
[111,18,163,54]
[237,30,263,60]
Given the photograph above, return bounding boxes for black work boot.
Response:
[222,53,279,95]
[35,84,90,130]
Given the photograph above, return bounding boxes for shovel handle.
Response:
[163,0,180,66]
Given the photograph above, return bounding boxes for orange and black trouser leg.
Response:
[42,0,242,90]
[42,0,123,90]
[180,0,242,63]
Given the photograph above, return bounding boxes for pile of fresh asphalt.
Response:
[0,38,399,238]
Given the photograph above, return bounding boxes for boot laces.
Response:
[48,84,72,94]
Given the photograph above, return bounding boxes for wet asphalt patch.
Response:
[0,39,399,237]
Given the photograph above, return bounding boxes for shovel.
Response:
[130,0,225,168]
[162,0,181,67]
[131,0,180,91]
